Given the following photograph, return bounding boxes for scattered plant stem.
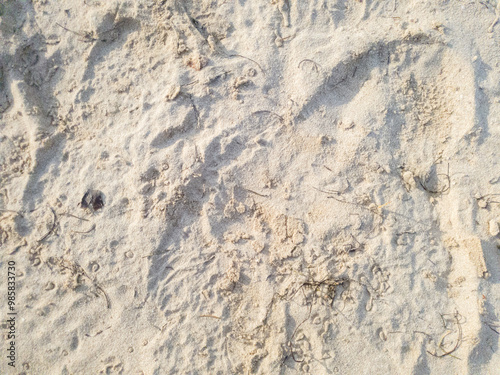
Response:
[199,314,221,319]
[483,320,500,335]
[298,59,321,73]
[72,223,96,234]
[242,187,269,198]
[85,326,111,337]
[96,285,111,309]
[252,110,284,123]
[229,54,264,73]
[57,257,111,309]
[59,212,89,221]
[38,207,58,242]
[418,163,450,195]
[427,311,463,358]
[312,186,382,217]
[56,23,97,43]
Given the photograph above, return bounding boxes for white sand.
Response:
[1,0,500,374]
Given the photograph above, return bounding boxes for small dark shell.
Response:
[81,190,105,211]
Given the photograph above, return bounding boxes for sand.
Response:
[1,0,500,374]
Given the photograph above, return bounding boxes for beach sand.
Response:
[1,0,500,374]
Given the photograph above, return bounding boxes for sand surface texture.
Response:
[1,0,500,374]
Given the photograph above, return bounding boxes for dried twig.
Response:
[252,110,284,123]
[312,186,382,217]
[276,275,350,365]
[476,193,500,207]
[298,59,322,73]
[38,207,58,242]
[278,276,349,307]
[199,314,221,319]
[181,79,199,87]
[72,223,96,234]
[427,311,463,358]
[328,73,349,89]
[56,22,97,43]
[59,212,89,221]
[57,257,111,309]
[483,320,500,335]
[488,2,500,33]
[96,285,111,309]
[418,163,450,195]
[242,187,269,198]
[229,54,264,73]
[85,326,111,337]
[183,93,201,128]
[288,303,312,363]
[414,331,433,339]
[312,186,341,195]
